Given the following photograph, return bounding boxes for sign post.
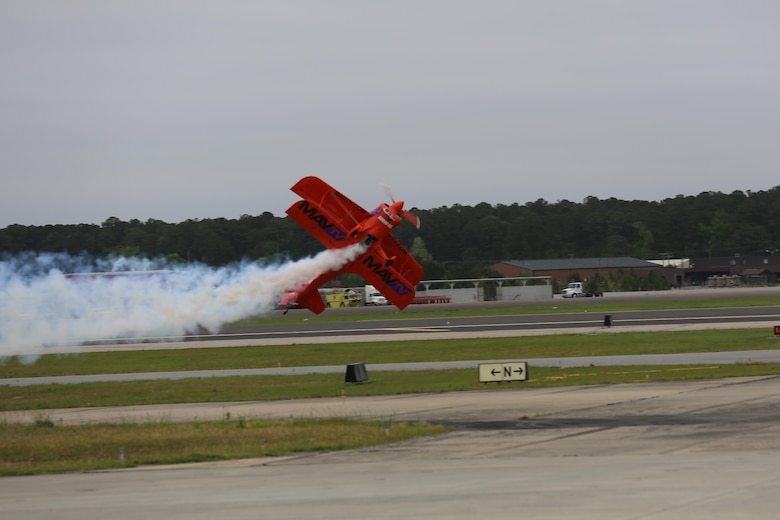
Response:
[479,362,528,383]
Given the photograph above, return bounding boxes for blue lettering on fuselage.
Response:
[297,200,346,241]
[362,255,412,296]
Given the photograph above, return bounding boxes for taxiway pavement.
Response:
[4,375,780,519]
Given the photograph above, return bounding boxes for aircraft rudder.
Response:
[296,286,326,315]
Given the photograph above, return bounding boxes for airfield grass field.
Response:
[0,418,447,476]
[2,295,780,475]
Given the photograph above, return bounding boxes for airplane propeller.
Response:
[381,184,420,229]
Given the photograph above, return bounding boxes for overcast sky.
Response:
[1,1,778,228]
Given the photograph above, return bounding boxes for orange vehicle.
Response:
[274,290,301,311]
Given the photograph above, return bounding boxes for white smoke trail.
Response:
[0,244,366,360]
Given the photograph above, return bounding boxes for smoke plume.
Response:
[0,244,366,360]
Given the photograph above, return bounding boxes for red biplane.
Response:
[285,176,424,314]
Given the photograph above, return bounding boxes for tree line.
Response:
[2,187,779,279]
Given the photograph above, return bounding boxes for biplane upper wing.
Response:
[290,176,369,221]
[286,176,370,249]
[347,234,423,310]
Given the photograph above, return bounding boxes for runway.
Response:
[3,375,780,519]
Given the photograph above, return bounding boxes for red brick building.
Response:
[490,257,664,286]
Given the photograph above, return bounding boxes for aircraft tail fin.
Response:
[295,284,326,315]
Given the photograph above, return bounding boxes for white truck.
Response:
[561,281,603,298]
[364,284,388,305]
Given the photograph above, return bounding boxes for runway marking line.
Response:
[379,327,452,333]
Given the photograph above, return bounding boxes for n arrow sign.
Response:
[479,362,529,383]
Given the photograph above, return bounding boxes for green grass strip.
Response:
[3,363,780,412]
[2,328,779,379]
[0,418,447,476]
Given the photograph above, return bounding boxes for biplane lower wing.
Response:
[378,234,424,286]
[347,242,423,310]
[292,245,423,314]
